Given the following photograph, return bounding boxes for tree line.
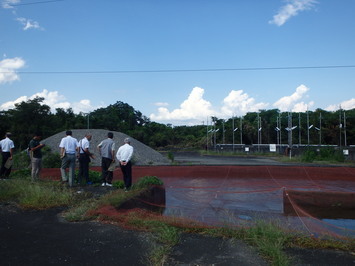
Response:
[0,97,353,151]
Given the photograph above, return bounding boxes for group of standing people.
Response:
[0,130,134,191]
[0,132,45,181]
[59,130,134,190]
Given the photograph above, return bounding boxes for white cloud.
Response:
[269,0,317,26]
[273,84,312,111]
[0,89,101,113]
[221,90,269,117]
[292,101,314,112]
[326,98,355,112]
[1,0,20,9]
[0,57,25,84]
[150,87,270,125]
[150,87,215,125]
[16,17,43,31]
[71,99,96,114]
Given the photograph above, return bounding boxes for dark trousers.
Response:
[120,161,132,188]
[0,152,11,178]
[78,154,90,184]
[101,157,113,184]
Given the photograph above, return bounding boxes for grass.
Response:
[1,174,354,266]
[0,178,73,209]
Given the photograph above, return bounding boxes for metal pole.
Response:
[232,116,235,153]
[214,122,216,151]
[279,113,282,147]
[87,113,90,129]
[344,111,347,147]
[339,108,342,147]
[288,112,292,159]
[257,112,260,152]
[276,116,279,153]
[307,109,310,146]
[206,117,208,152]
[222,120,225,144]
[299,112,301,145]
[319,112,322,146]
[240,117,243,145]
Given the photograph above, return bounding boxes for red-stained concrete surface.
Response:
[41,165,355,238]
[42,165,355,181]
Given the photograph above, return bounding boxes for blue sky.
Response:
[1,0,354,125]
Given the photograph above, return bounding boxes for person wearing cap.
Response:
[97,132,115,187]
[28,132,45,182]
[0,132,15,179]
[59,130,79,187]
[116,137,134,191]
[77,133,94,185]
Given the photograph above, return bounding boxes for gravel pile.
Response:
[41,129,170,166]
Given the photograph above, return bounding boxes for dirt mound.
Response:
[41,129,170,166]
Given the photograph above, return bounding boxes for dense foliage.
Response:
[0,97,354,151]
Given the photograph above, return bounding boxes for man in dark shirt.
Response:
[28,132,45,182]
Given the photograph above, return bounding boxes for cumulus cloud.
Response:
[273,84,313,112]
[269,0,317,26]
[150,87,271,125]
[150,87,215,125]
[221,90,269,117]
[0,57,25,84]
[0,89,101,113]
[16,17,43,31]
[326,98,355,112]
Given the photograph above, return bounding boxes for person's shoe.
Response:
[106,183,112,187]
[101,182,106,187]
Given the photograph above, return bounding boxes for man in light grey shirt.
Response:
[97,132,115,186]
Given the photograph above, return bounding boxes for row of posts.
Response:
[206,109,348,152]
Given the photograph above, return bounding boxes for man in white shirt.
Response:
[59,130,79,187]
[78,133,94,185]
[0,132,15,179]
[116,138,133,191]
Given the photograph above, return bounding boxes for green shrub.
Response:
[113,180,125,189]
[42,152,62,168]
[301,147,345,163]
[133,176,164,189]
[319,147,333,159]
[10,168,31,179]
[41,146,61,168]
[331,149,345,162]
[12,151,31,169]
[301,148,317,162]
[167,152,174,162]
[75,169,102,184]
